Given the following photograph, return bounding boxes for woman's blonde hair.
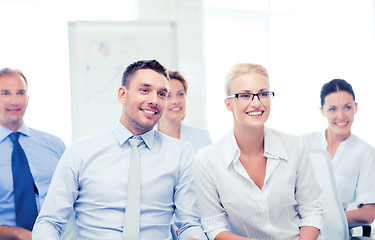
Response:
[224,63,269,96]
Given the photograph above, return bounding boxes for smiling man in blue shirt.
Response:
[32,60,207,240]
[0,68,66,240]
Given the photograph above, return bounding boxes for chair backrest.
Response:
[171,224,178,240]
[308,149,349,240]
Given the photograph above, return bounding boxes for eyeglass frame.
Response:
[226,91,275,101]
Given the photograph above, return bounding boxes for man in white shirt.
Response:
[32,59,206,240]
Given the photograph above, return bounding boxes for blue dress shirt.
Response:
[154,123,212,153]
[33,122,207,240]
[180,124,212,153]
[0,123,66,226]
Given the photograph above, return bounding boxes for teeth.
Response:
[336,122,347,126]
[143,109,156,115]
[171,107,181,111]
[247,111,262,116]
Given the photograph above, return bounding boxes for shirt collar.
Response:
[153,123,159,132]
[224,127,288,168]
[223,129,241,168]
[114,121,155,149]
[263,127,288,161]
[321,129,354,148]
[0,122,30,142]
[320,130,328,148]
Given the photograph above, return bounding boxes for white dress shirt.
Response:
[32,122,207,240]
[194,127,324,240]
[302,131,375,209]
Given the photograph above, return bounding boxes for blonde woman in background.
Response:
[157,70,211,152]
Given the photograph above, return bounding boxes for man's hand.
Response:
[0,225,32,240]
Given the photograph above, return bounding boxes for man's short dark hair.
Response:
[122,60,169,88]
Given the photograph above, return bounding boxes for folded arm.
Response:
[32,146,78,240]
[0,225,32,240]
[295,146,324,239]
[345,204,375,224]
[174,146,207,240]
[215,231,256,240]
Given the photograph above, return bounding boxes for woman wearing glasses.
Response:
[157,70,212,152]
[194,63,324,240]
[302,79,375,224]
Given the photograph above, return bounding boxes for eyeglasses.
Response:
[227,91,275,101]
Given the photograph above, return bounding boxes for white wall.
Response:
[136,0,207,129]
[0,0,136,144]
[0,0,374,148]
[204,0,375,147]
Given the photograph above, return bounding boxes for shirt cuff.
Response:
[356,192,375,207]
[299,214,324,230]
[178,226,208,240]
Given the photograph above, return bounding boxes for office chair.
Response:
[309,149,350,239]
[350,222,372,239]
[171,224,178,240]
[309,149,373,240]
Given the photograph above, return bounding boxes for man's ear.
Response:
[118,86,126,104]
